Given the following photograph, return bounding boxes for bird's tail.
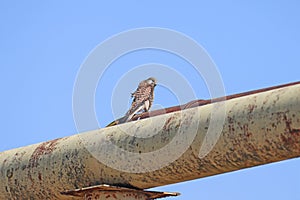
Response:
[125,104,145,121]
[105,115,132,127]
[105,120,119,127]
[106,104,145,127]
[105,116,125,127]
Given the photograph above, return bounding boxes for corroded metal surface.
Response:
[61,184,180,199]
[0,82,300,199]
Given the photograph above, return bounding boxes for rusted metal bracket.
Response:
[61,184,180,200]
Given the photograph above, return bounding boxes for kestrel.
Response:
[124,77,157,122]
[106,77,157,127]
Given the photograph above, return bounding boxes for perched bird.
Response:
[125,77,157,122]
[106,77,157,127]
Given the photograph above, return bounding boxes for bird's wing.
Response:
[126,84,152,116]
[144,99,150,112]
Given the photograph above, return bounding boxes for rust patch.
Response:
[248,104,256,113]
[28,138,61,168]
[280,131,300,149]
[281,113,300,135]
[162,113,181,132]
[6,168,13,179]
[291,128,300,134]
[163,117,173,131]
[26,138,62,188]
[38,172,42,181]
[280,112,300,149]
[283,114,293,133]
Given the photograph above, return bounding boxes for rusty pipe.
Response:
[0,83,300,199]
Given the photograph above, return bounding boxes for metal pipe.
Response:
[0,83,300,199]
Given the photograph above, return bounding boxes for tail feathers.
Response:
[105,114,132,127]
[106,104,145,127]
[125,104,145,122]
[105,116,127,127]
[105,120,119,127]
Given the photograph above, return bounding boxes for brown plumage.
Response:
[106,77,157,127]
[124,77,156,122]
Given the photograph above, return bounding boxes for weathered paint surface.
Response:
[0,83,300,199]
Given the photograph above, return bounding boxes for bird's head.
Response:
[146,77,157,87]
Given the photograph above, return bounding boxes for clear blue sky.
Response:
[0,1,299,199]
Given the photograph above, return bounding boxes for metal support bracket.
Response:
[61,184,180,200]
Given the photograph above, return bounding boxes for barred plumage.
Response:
[124,77,156,122]
[106,77,156,127]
